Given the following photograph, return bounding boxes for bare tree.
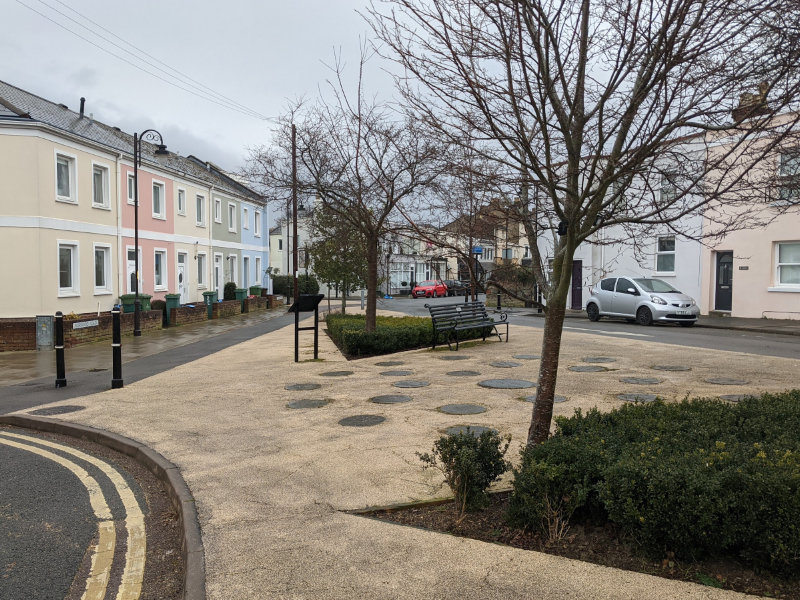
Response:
[369,0,800,445]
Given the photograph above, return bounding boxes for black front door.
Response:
[571,260,583,310]
[715,252,733,311]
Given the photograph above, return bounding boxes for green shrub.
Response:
[223,281,237,301]
[418,428,511,518]
[272,274,320,296]
[509,392,800,575]
[150,299,167,326]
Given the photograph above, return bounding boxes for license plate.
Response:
[676,310,688,315]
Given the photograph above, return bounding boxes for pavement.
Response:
[3,306,798,599]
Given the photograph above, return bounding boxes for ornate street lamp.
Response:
[132,130,168,336]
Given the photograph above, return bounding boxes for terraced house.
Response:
[0,80,269,323]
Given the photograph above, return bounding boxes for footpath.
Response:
[3,307,798,599]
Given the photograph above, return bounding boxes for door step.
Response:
[709,310,732,318]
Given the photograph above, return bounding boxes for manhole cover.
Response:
[618,393,658,402]
[440,355,470,361]
[287,399,330,409]
[582,357,617,363]
[392,380,430,388]
[438,403,486,415]
[370,395,412,404]
[490,361,522,368]
[719,394,750,402]
[320,371,354,377]
[569,365,609,373]
[651,365,691,372]
[444,425,496,437]
[523,394,566,403]
[619,377,662,385]
[513,354,540,360]
[478,379,536,389]
[339,415,386,427]
[379,370,413,376]
[375,361,405,367]
[285,383,321,391]
[28,405,85,416]
[446,370,481,377]
[704,377,749,385]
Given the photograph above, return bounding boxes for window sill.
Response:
[94,290,113,296]
[152,215,167,221]
[254,234,261,238]
[154,286,168,292]
[767,286,800,293]
[214,219,222,224]
[58,290,80,298]
[56,197,77,204]
[228,229,237,234]
[177,212,186,217]
[196,223,206,228]
[654,272,676,277]
[197,285,207,290]
[127,199,135,205]
[92,204,111,211]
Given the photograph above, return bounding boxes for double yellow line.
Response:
[0,431,146,600]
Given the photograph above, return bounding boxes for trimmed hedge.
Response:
[272,274,320,296]
[508,391,800,576]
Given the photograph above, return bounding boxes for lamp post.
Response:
[132,130,168,336]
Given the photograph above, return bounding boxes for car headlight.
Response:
[651,295,667,305]
[690,299,696,306]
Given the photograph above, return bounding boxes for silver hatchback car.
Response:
[585,277,700,326]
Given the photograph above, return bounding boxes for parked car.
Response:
[411,280,448,298]
[443,279,467,296]
[585,277,700,326]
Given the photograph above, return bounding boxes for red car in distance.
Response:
[411,280,448,298]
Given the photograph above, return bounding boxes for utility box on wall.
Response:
[36,315,54,350]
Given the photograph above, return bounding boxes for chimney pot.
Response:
[79,97,85,118]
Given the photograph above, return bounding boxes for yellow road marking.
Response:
[0,435,115,600]
[0,431,147,600]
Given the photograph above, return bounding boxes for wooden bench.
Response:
[425,301,509,350]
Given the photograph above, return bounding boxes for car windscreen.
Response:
[419,281,436,286]
[634,278,679,293]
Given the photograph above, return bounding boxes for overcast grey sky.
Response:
[2,0,391,171]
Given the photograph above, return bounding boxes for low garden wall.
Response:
[170,305,208,326]
[211,300,241,319]
[64,311,162,348]
[0,319,36,352]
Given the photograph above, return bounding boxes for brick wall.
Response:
[0,319,36,352]
[248,296,269,312]
[63,311,162,348]
[211,300,241,319]
[170,305,208,326]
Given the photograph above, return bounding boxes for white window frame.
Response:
[772,241,800,290]
[93,243,112,295]
[127,173,135,205]
[214,198,222,223]
[91,162,111,209]
[660,171,678,204]
[177,188,186,216]
[228,202,237,233]
[254,210,261,237]
[655,235,676,274]
[484,247,494,261]
[57,240,80,297]
[197,252,207,288]
[154,248,168,291]
[255,256,262,286]
[242,206,250,230]
[55,150,77,203]
[152,180,166,219]
[278,239,283,251]
[196,194,206,227]
[228,254,238,286]
[778,151,800,204]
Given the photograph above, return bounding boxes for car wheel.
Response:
[586,303,600,322]
[636,307,653,326]
[679,321,695,327]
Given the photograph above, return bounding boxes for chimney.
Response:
[732,82,769,122]
[79,97,85,118]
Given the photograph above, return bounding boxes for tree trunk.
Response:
[341,279,347,314]
[365,238,379,332]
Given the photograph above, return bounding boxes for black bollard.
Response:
[496,293,502,310]
[54,311,67,388]
[111,308,123,389]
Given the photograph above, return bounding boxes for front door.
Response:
[177,253,188,304]
[570,260,583,310]
[126,248,141,294]
[242,256,249,289]
[214,254,223,296]
[715,251,733,311]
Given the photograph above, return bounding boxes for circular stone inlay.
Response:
[285,383,321,391]
[439,355,470,361]
[28,405,85,416]
[720,394,750,402]
[618,393,658,402]
[445,425,496,437]
[651,365,691,372]
[582,356,617,364]
[619,377,662,385]
[392,380,430,388]
[478,379,536,389]
[375,361,405,367]
[704,377,749,385]
[319,371,354,377]
[370,395,412,404]
[339,415,386,427]
[569,365,609,373]
[438,403,487,415]
[523,394,566,403]
[490,361,522,368]
[513,354,540,360]
[287,399,330,409]
[379,370,413,377]
[446,370,481,377]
